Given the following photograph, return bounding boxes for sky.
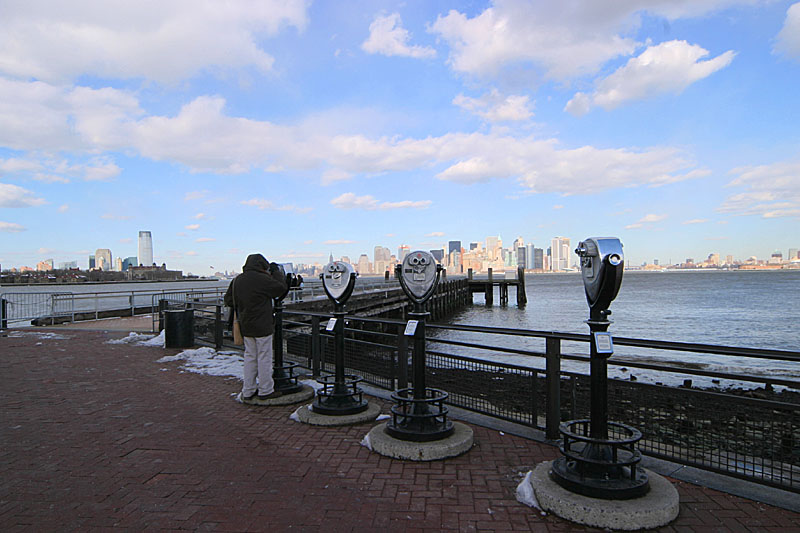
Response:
[0,0,798,274]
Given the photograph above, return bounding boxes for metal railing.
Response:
[0,292,74,327]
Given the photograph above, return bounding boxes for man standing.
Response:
[224,254,288,403]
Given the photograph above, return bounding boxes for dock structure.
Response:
[467,267,527,307]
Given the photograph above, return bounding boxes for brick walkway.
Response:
[2,328,799,532]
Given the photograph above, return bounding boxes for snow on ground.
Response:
[157,347,243,379]
[6,331,69,340]
[515,470,543,512]
[107,330,165,347]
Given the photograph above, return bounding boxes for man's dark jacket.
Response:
[223,254,287,337]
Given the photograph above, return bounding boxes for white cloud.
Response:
[362,13,436,59]
[324,239,356,245]
[100,213,132,220]
[566,41,735,115]
[719,161,800,218]
[331,192,431,210]
[34,173,70,184]
[430,0,753,80]
[196,237,216,243]
[193,213,207,220]
[0,79,702,196]
[625,213,667,229]
[241,198,311,213]
[321,168,353,185]
[0,0,310,84]
[426,231,445,237]
[0,157,42,174]
[58,204,69,212]
[453,89,533,122]
[0,221,26,232]
[83,158,121,181]
[0,183,46,208]
[682,218,708,225]
[185,224,200,230]
[774,2,800,59]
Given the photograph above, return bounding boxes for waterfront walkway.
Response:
[2,326,799,531]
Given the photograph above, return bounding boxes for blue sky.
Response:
[1,0,798,274]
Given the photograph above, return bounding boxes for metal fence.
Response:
[0,292,74,327]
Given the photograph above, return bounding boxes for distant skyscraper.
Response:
[789,248,799,261]
[550,237,570,271]
[470,242,480,251]
[534,248,544,270]
[138,231,154,266]
[356,254,371,274]
[430,249,444,263]
[122,257,137,271]
[486,236,501,261]
[89,255,95,269]
[448,240,462,255]
[526,243,535,269]
[95,248,112,271]
[516,247,526,269]
[398,245,410,262]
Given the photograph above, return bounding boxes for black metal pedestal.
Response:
[550,316,650,500]
[272,300,303,395]
[385,310,454,441]
[312,309,368,415]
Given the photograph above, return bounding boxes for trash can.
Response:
[164,309,194,348]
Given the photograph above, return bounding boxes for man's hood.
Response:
[242,253,269,273]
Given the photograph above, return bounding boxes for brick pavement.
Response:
[2,328,799,532]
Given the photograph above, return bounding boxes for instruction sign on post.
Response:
[326,318,337,332]
[593,332,614,354]
[404,320,419,336]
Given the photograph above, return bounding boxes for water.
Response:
[433,270,800,387]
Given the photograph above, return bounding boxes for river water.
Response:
[433,270,800,388]
[4,270,799,386]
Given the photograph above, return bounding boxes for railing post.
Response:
[1,298,7,330]
[158,299,167,332]
[311,315,321,377]
[214,304,223,349]
[546,336,562,441]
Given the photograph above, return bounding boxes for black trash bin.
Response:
[164,309,194,348]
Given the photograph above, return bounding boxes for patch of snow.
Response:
[515,470,542,511]
[107,332,156,345]
[360,433,372,450]
[289,408,302,422]
[300,379,324,391]
[7,331,69,340]
[140,330,165,347]
[156,346,243,380]
[376,414,390,421]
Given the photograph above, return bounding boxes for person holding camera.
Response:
[224,254,288,403]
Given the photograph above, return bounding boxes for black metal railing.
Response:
[161,301,800,493]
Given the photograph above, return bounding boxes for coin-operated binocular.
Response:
[271,263,303,394]
[321,261,357,310]
[386,251,454,442]
[575,238,624,322]
[312,261,368,415]
[396,251,442,309]
[551,237,649,500]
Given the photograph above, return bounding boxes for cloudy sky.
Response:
[1,0,798,273]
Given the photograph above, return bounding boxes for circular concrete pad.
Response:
[365,421,474,461]
[293,401,381,426]
[530,461,679,530]
[237,384,315,406]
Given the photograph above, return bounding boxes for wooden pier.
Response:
[467,267,527,307]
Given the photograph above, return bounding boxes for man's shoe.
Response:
[257,390,282,400]
[241,392,257,403]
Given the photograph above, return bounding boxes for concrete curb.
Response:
[238,384,315,406]
[530,461,679,530]
[365,421,474,461]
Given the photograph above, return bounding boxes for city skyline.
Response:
[1,2,798,274]
[4,229,798,275]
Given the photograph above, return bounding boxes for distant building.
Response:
[58,261,78,270]
[128,264,182,280]
[138,231,154,266]
[356,254,371,275]
[37,259,54,271]
[430,249,444,263]
[769,251,783,264]
[534,248,544,270]
[550,237,570,271]
[89,255,95,269]
[122,256,137,271]
[397,245,410,262]
[516,247,527,269]
[95,249,112,270]
[789,248,799,261]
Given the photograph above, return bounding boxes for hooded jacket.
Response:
[223,254,288,337]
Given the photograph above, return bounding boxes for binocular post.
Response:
[272,298,303,395]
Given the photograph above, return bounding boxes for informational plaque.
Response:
[404,320,418,336]
[593,332,614,354]
[326,318,337,332]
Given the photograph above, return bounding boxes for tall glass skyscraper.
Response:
[138,231,153,266]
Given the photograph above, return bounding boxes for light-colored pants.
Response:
[242,335,274,396]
